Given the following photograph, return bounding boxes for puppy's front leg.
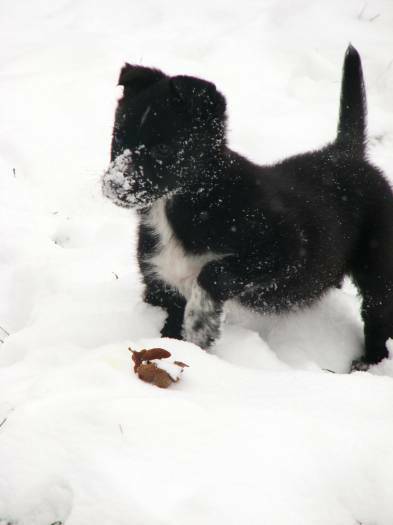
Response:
[182,281,223,349]
[144,280,186,340]
[182,257,248,348]
[182,256,262,348]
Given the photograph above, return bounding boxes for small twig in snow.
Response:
[113,272,119,280]
[357,3,380,22]
[357,2,367,19]
[12,168,16,177]
[119,424,124,435]
[0,325,10,343]
[0,325,10,337]
[0,418,7,429]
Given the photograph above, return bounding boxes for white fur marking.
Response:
[182,281,222,348]
[142,198,221,298]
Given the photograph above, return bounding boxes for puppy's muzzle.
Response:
[102,149,134,207]
[102,149,152,209]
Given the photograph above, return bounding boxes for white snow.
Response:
[150,358,186,382]
[1,1,393,524]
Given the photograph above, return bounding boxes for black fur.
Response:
[103,46,393,369]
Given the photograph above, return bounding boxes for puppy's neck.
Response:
[186,147,232,186]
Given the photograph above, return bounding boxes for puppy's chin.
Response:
[102,149,153,210]
[102,177,152,210]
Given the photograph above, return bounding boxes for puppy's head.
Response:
[102,64,227,209]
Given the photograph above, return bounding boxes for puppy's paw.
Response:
[350,358,371,373]
[161,321,184,340]
[182,282,223,349]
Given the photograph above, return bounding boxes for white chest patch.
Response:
[142,198,221,298]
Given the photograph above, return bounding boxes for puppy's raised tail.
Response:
[335,45,367,158]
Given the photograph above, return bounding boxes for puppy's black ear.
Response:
[118,64,166,96]
[170,76,226,120]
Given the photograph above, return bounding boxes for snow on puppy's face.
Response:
[102,64,227,209]
[102,147,151,209]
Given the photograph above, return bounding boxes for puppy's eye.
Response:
[151,144,171,159]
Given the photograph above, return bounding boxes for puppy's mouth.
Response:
[102,149,152,210]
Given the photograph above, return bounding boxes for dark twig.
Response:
[0,326,10,337]
[0,325,10,344]
[357,3,380,22]
[357,2,367,19]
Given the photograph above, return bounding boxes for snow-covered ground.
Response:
[1,1,393,523]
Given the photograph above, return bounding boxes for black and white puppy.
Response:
[103,46,393,370]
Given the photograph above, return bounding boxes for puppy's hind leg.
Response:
[351,207,393,371]
[350,297,393,372]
